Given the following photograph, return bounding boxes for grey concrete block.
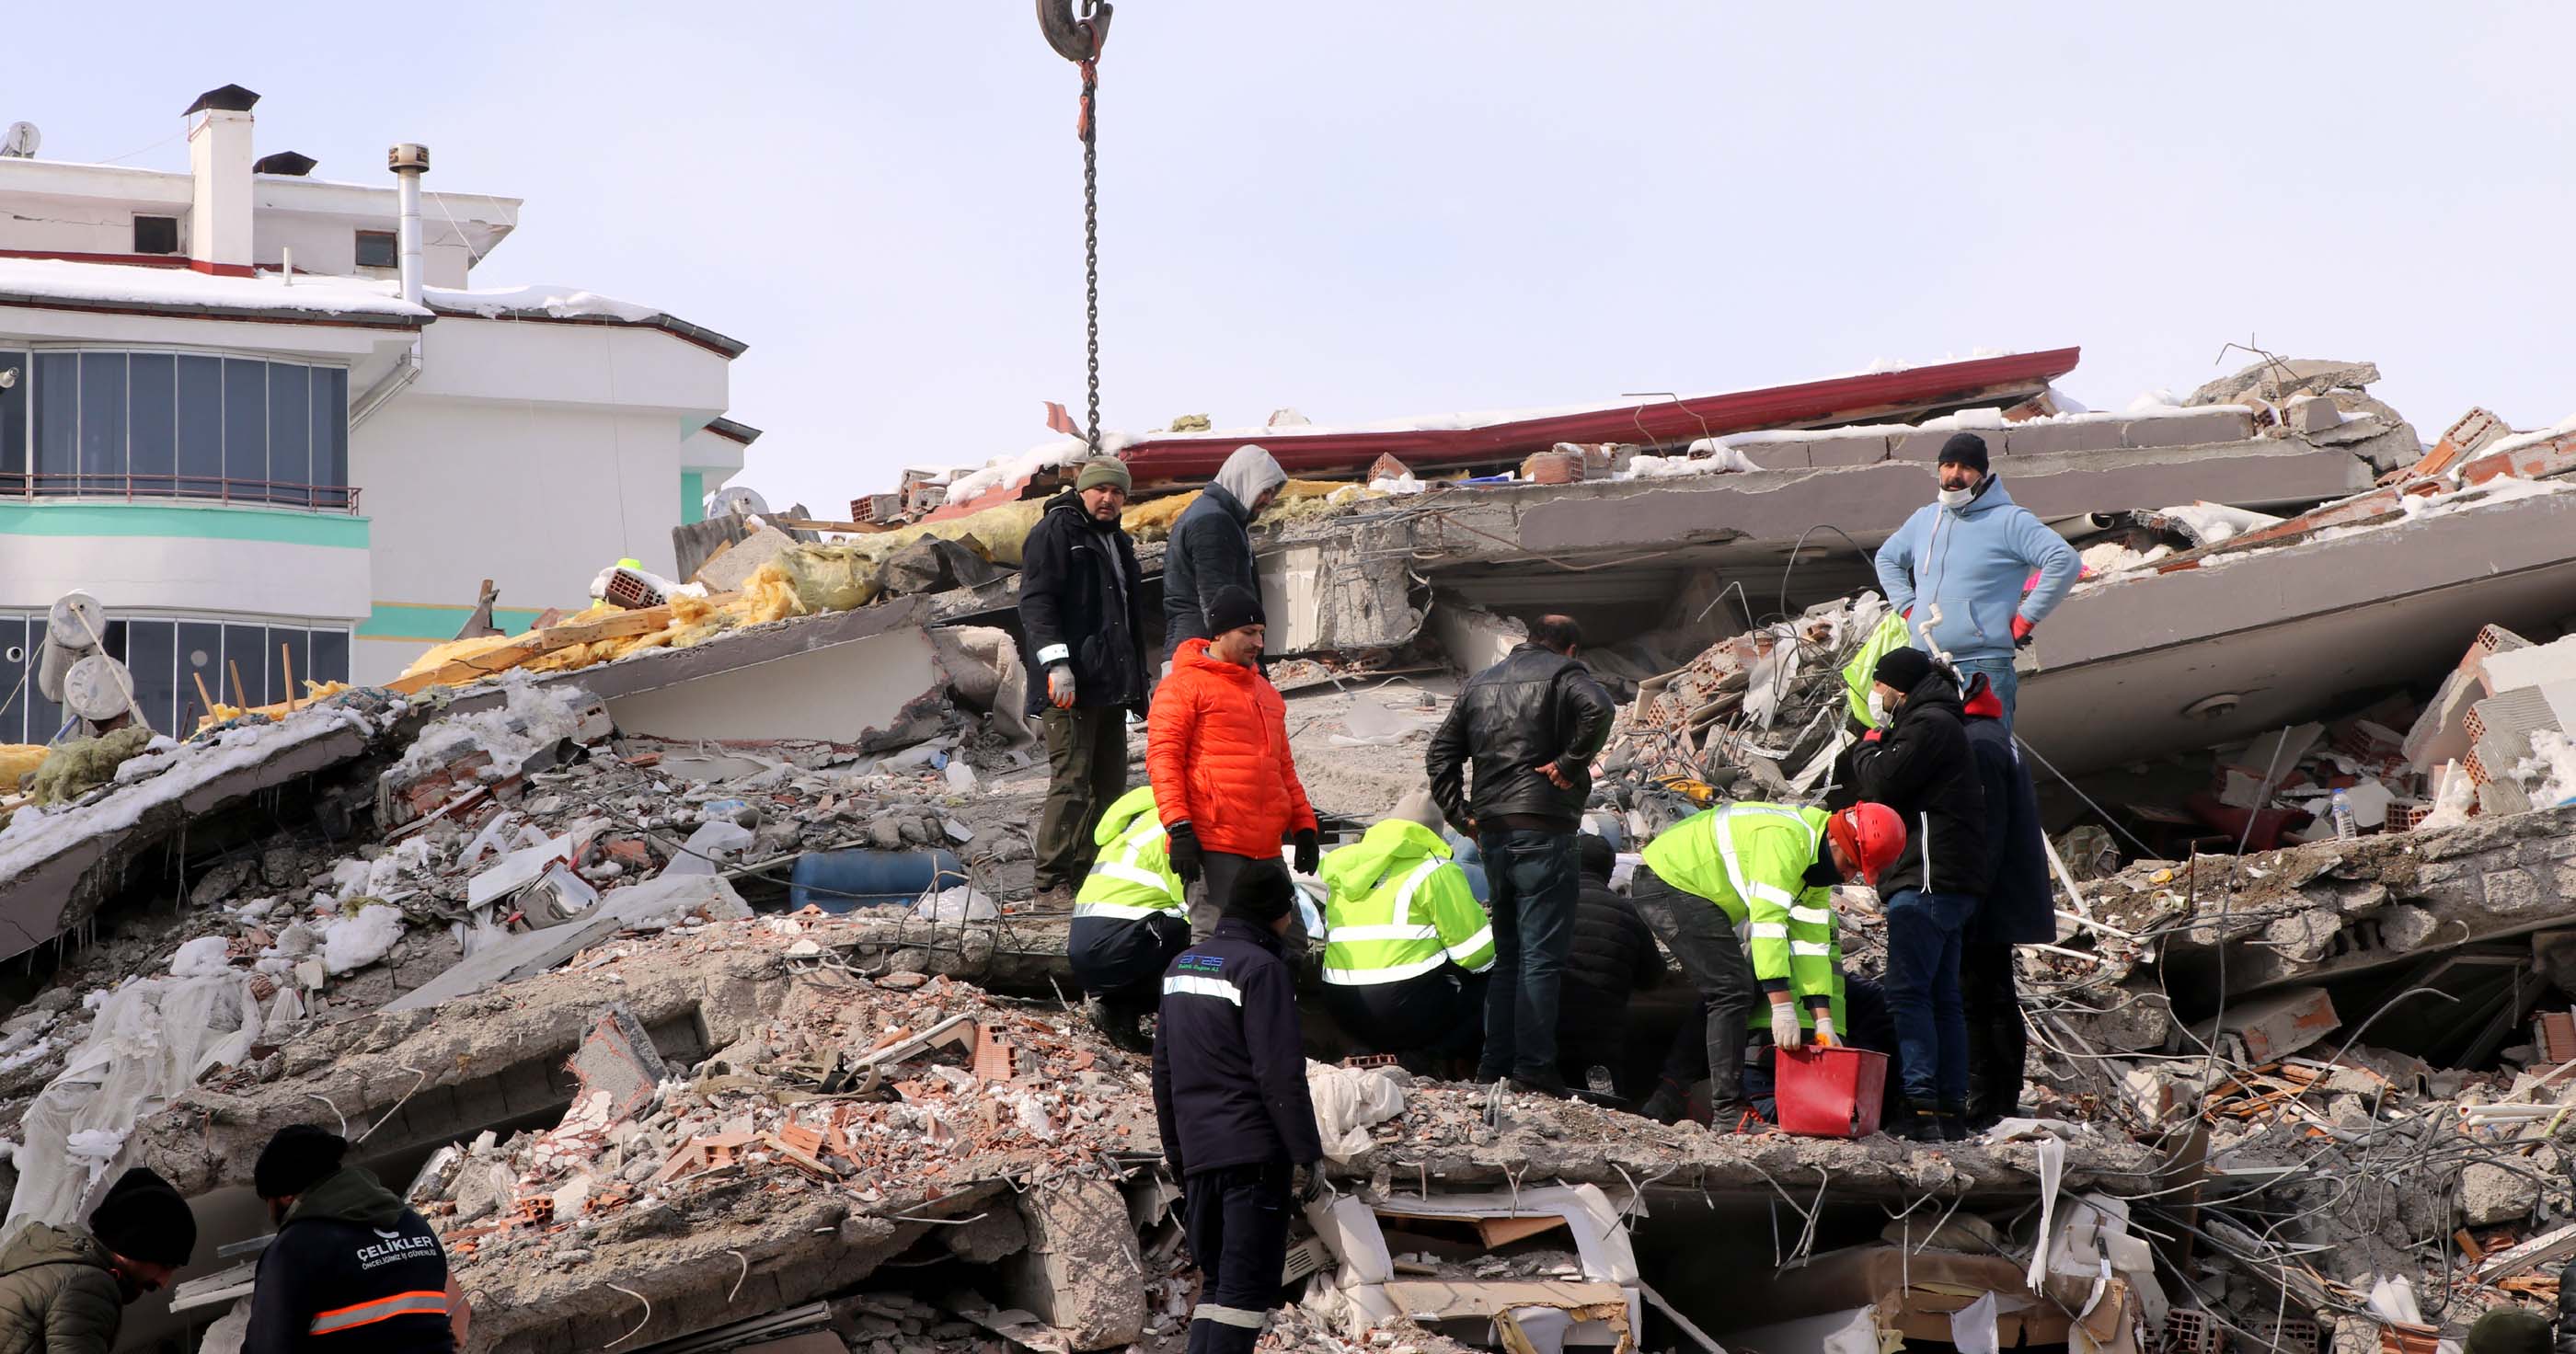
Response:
[1891,428,1972,461]
[2483,866,2545,912]
[2120,409,2256,448]
[2003,420,2128,457]
[1800,433,1892,467]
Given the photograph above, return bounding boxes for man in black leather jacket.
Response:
[1426,615,1614,1096]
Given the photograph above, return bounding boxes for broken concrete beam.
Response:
[694,523,799,593]
[2002,419,2129,457]
[597,618,950,748]
[2288,396,2341,435]
[2194,986,2340,1063]
[1726,432,1892,469]
[2189,358,2382,407]
[2122,408,2259,448]
[568,1004,673,1124]
[1000,1176,1146,1348]
[386,874,753,1013]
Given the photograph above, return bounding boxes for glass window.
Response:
[177,355,224,499]
[77,353,126,495]
[222,360,265,501]
[32,352,76,496]
[1,350,26,491]
[310,629,350,687]
[354,231,397,269]
[128,354,175,497]
[311,367,349,508]
[124,620,177,737]
[0,617,25,743]
[177,622,222,728]
[220,623,268,707]
[267,363,311,509]
[133,216,179,256]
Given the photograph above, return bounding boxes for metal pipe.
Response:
[387,143,430,307]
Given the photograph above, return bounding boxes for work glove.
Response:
[1861,729,1883,744]
[1046,664,1077,709]
[1292,829,1319,876]
[1769,998,1805,1050]
[1167,822,1203,884]
[2011,615,2036,648]
[1294,1164,1329,1206]
[1811,1006,1839,1049]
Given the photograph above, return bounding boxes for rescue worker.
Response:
[1162,445,1287,669]
[1556,833,1664,1099]
[1832,646,1987,1142]
[1070,784,1190,1054]
[247,1124,456,1354]
[1959,671,2054,1129]
[1317,792,1497,1073]
[0,1167,196,1354]
[1146,584,1320,939]
[1628,801,1905,1130]
[1018,456,1150,906]
[1871,430,2082,727]
[1152,863,1325,1353]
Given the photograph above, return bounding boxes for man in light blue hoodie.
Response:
[1870,432,2082,728]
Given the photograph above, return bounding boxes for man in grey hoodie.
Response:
[1162,445,1287,668]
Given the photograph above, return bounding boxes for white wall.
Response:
[0,528,368,623]
[410,318,730,413]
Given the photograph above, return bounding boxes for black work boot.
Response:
[1509,1072,1570,1099]
[1938,1102,1972,1142]
[1888,1107,1949,1143]
[1083,997,1152,1055]
[1637,1079,1688,1125]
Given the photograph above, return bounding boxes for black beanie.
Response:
[1224,860,1295,924]
[1937,431,1990,474]
[1577,833,1615,879]
[1206,584,1265,637]
[87,1167,196,1268]
[254,1123,350,1200]
[2466,1308,2552,1354]
[1873,646,1936,694]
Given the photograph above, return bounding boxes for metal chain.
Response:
[1081,61,1101,455]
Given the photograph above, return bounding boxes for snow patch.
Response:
[423,283,662,324]
[320,904,408,975]
[0,258,426,317]
[168,936,235,978]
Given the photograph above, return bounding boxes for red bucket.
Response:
[1774,1045,1889,1138]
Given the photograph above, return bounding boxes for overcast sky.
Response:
[15,4,2573,513]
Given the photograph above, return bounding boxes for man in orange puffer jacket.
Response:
[1149,585,1321,939]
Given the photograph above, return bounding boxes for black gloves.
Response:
[1294,1164,1329,1206]
[1293,828,1319,876]
[1167,822,1203,883]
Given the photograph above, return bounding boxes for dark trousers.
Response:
[1883,889,1975,1107]
[1322,970,1485,1067]
[1628,866,1758,1103]
[1070,912,1191,1018]
[1475,829,1578,1084]
[1035,707,1128,892]
[1961,941,2026,1119]
[1182,1162,1292,1354]
[1189,851,1312,947]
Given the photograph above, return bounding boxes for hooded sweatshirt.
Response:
[0,1223,123,1354]
[1162,445,1288,660]
[1318,820,1496,985]
[246,1167,453,1354]
[1871,476,2082,664]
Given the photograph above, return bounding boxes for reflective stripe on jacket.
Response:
[1075,785,1184,920]
[1638,802,1845,1028]
[1317,820,1496,985]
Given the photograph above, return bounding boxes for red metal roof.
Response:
[1117,346,2082,481]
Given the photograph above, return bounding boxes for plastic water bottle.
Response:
[2330,790,2358,840]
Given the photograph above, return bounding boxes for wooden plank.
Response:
[771,515,891,534]
[2476,1222,2576,1282]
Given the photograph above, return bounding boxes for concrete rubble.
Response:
[15,348,2576,1350]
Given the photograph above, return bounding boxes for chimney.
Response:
[183,84,259,276]
[387,143,429,306]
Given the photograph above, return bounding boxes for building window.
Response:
[0,614,352,740]
[354,230,397,270]
[1,350,353,508]
[133,215,179,256]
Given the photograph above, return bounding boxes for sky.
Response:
[11,4,2575,514]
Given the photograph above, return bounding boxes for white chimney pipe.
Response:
[388,143,430,306]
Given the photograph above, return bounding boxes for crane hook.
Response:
[1037,0,1112,64]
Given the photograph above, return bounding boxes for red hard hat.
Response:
[1826,803,1907,887]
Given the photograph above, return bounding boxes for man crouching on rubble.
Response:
[1153,863,1326,1353]
[1629,801,1905,1130]
[247,1125,458,1353]
[0,1166,195,1354]
[1071,785,1191,1053]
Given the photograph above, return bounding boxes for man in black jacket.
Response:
[1019,458,1149,904]
[1427,615,1616,1097]
[1832,646,1987,1142]
[0,1166,197,1354]
[1162,445,1285,669]
[1153,863,1323,1354]
[247,1124,456,1354]
[1959,671,2053,1129]
[1556,833,1662,1099]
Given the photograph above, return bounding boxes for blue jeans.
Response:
[1950,656,2018,728]
[1475,829,1577,1084]
[1882,889,1975,1107]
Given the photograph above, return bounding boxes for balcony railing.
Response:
[0,472,361,513]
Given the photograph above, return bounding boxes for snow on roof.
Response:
[943,432,1136,505]
[422,283,665,324]
[0,258,427,319]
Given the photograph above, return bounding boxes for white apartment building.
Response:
[0,84,753,734]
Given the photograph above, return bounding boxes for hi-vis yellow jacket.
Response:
[1075,786,1185,920]
[1317,820,1497,985]
[1639,802,1846,1030]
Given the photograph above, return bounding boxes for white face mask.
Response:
[1937,485,1974,510]
[1866,688,1891,727]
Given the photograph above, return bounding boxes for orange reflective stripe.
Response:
[308,1290,452,1334]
